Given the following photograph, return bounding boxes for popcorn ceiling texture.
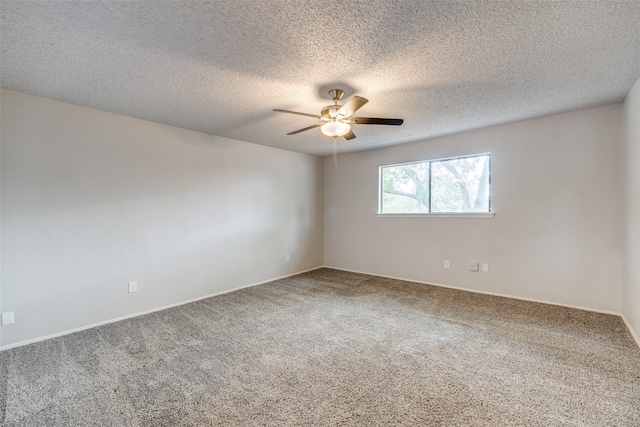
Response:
[1,0,639,156]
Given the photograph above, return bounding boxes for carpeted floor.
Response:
[1,268,639,426]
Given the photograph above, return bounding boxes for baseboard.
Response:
[320,265,622,316]
[0,265,324,352]
[322,265,640,349]
[621,314,640,349]
[6,265,636,352]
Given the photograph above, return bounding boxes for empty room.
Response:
[1,1,640,425]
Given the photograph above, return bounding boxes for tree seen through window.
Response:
[380,154,491,214]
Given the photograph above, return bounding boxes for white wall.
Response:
[0,90,323,348]
[1,88,632,349]
[623,77,640,345]
[324,105,623,312]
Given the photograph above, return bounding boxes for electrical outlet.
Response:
[2,311,15,325]
[444,260,450,269]
[285,254,290,262]
[128,281,138,293]
[482,263,489,272]
[470,262,479,272]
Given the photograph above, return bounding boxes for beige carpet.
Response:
[1,268,639,426]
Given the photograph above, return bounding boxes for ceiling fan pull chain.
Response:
[333,136,338,168]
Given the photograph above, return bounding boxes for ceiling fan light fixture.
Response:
[321,120,351,137]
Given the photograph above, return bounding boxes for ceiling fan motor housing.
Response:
[321,105,342,120]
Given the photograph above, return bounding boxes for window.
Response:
[379,153,491,214]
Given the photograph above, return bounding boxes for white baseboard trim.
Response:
[332,264,640,348]
[6,265,637,352]
[0,266,324,352]
[621,314,640,349]
[322,266,640,350]
[321,265,622,316]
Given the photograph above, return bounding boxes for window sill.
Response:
[377,213,495,218]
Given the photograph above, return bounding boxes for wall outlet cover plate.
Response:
[2,311,15,325]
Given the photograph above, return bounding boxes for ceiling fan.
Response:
[273,89,403,140]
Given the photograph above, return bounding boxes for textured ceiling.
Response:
[2,1,640,156]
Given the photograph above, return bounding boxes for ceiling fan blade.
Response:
[287,123,323,135]
[343,129,356,140]
[273,109,321,119]
[352,117,404,126]
[336,96,368,118]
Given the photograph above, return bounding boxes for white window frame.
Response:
[378,153,494,217]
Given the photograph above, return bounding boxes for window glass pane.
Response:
[430,155,490,213]
[381,162,430,213]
